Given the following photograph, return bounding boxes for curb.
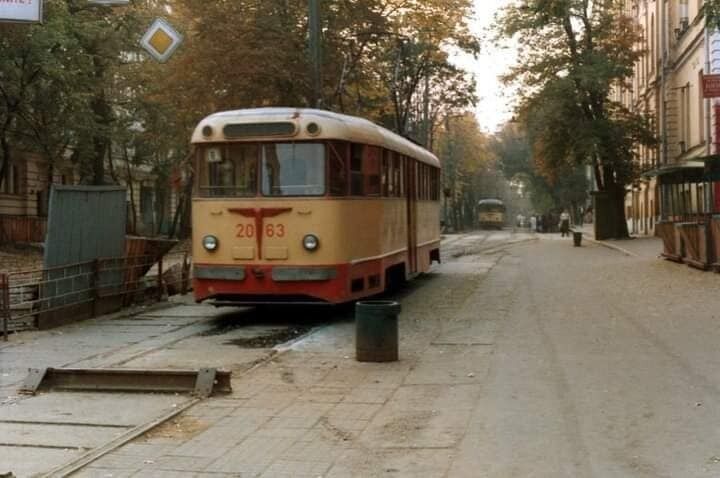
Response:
[581,233,638,258]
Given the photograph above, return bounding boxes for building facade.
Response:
[620,0,718,236]
[0,152,183,243]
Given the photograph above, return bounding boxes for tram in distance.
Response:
[190,108,442,305]
[477,198,506,230]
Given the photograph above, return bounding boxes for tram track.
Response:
[47,317,338,477]
[2,232,510,476]
[0,303,330,477]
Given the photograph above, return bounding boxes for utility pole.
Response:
[422,69,430,149]
[309,0,322,108]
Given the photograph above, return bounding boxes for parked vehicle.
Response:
[191,108,441,304]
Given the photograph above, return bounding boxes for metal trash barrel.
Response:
[355,300,400,362]
[573,231,583,247]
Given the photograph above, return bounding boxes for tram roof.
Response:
[477,198,505,206]
[191,108,440,168]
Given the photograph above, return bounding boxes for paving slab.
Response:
[0,446,81,477]
[0,422,126,448]
[0,392,181,426]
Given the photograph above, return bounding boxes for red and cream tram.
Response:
[191,108,441,304]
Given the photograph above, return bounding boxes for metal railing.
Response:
[0,251,192,340]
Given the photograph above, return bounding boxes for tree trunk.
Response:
[0,134,11,190]
[593,185,629,239]
[124,147,137,235]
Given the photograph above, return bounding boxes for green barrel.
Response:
[573,231,583,247]
[355,300,401,362]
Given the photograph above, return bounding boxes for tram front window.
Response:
[199,144,258,197]
[261,143,325,196]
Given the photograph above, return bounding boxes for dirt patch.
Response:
[379,411,433,440]
[223,326,311,348]
[141,415,209,441]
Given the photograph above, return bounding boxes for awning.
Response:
[641,160,706,184]
[642,161,705,178]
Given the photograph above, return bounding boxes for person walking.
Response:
[529,215,537,232]
[560,210,570,237]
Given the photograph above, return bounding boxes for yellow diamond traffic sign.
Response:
[149,28,173,55]
[140,18,183,63]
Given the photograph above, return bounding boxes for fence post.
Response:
[1,274,10,341]
[90,259,100,317]
[157,255,164,302]
[181,252,189,295]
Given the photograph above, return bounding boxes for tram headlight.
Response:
[202,235,219,252]
[302,234,319,251]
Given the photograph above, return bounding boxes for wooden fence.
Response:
[0,215,47,244]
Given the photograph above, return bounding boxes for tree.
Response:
[494,122,588,221]
[496,0,656,238]
[0,0,163,188]
[705,1,720,30]
[437,114,495,231]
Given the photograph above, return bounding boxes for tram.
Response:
[477,198,506,229]
[190,108,441,304]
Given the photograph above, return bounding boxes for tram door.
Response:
[406,158,418,275]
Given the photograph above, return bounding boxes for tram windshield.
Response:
[197,142,325,197]
[477,200,506,213]
[261,143,325,196]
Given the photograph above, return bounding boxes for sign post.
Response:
[0,0,43,23]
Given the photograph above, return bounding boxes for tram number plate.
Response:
[236,223,286,238]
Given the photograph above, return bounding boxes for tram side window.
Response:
[432,168,440,200]
[365,146,381,196]
[383,150,404,198]
[397,155,405,197]
[424,165,432,200]
[329,141,349,196]
[382,149,390,197]
[350,144,364,195]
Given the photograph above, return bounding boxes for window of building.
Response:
[679,84,691,153]
[699,69,706,144]
[0,162,21,195]
[651,15,655,74]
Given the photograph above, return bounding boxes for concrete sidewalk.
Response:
[578,224,662,259]
[76,247,514,477]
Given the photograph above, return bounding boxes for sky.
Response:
[454,0,517,134]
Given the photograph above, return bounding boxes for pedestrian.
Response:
[529,215,537,232]
[560,210,570,237]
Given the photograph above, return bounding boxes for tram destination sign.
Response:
[0,0,43,23]
[703,74,720,98]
